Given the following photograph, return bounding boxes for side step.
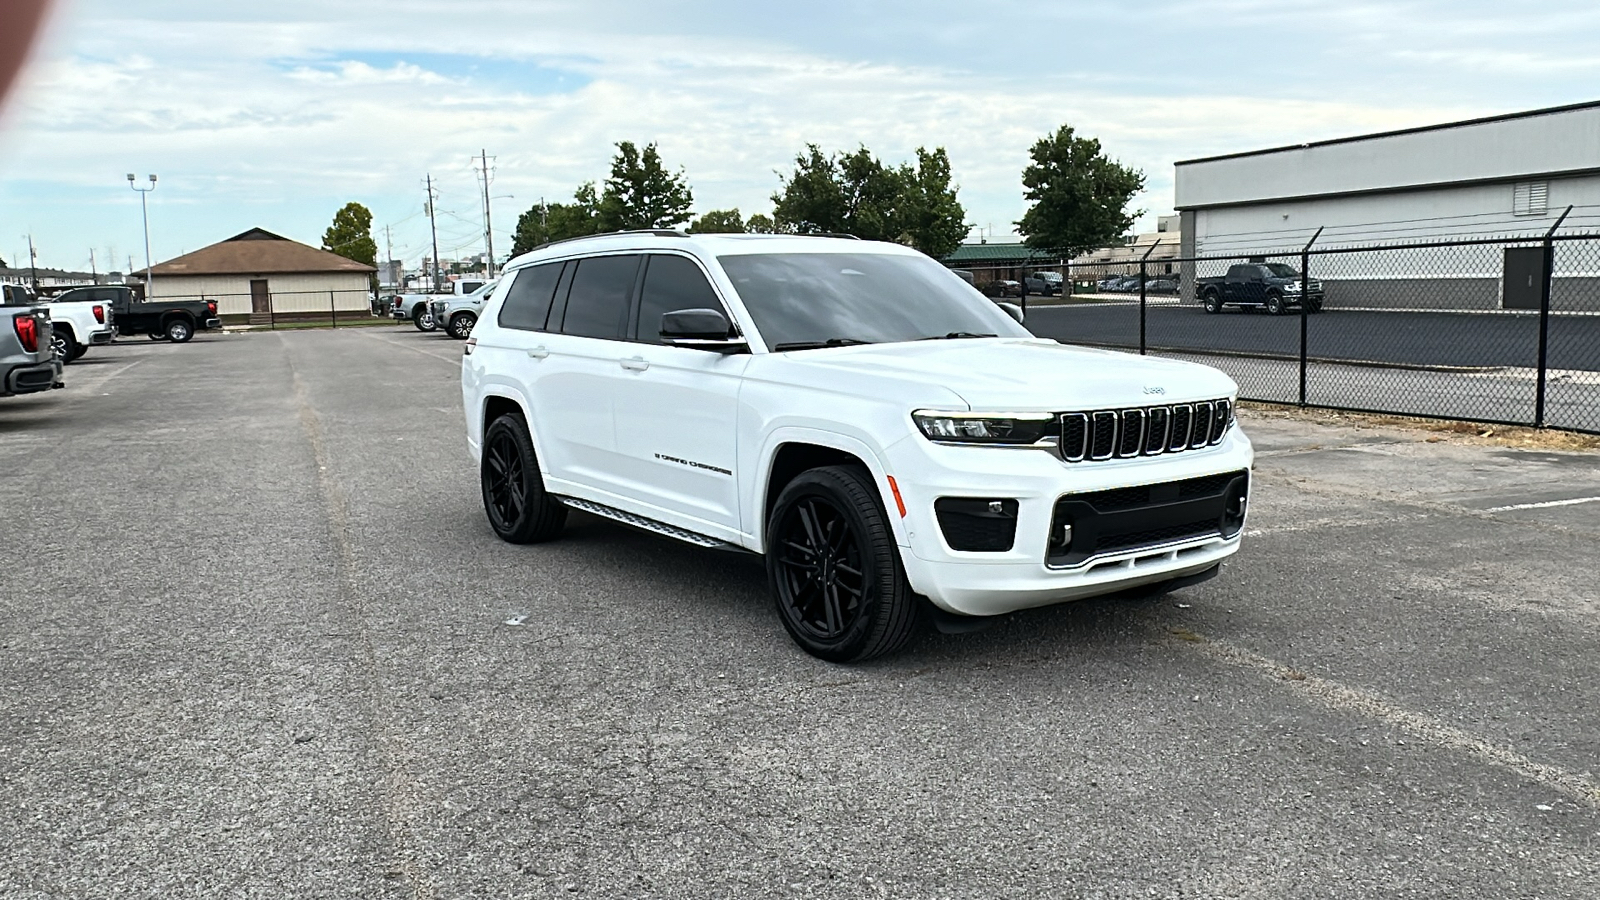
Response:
[557,496,738,550]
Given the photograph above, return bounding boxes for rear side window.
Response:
[634,255,723,343]
[561,255,640,340]
[497,262,563,331]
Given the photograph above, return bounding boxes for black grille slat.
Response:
[1191,401,1214,448]
[1211,401,1231,444]
[1096,519,1219,554]
[1144,407,1169,455]
[1118,410,1144,457]
[1061,413,1088,461]
[1167,405,1192,452]
[1090,412,1117,460]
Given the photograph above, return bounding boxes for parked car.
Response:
[1023,276,1059,296]
[1145,279,1180,294]
[430,280,500,340]
[951,269,976,286]
[40,290,116,363]
[1,304,64,398]
[460,233,1252,662]
[52,285,219,342]
[981,279,1021,298]
[1196,263,1324,314]
[393,278,489,332]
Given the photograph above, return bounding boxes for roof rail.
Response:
[803,232,862,240]
[531,229,690,252]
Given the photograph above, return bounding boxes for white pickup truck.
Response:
[391,278,490,332]
[42,291,116,363]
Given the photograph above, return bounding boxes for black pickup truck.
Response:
[1196,263,1324,315]
[52,285,221,342]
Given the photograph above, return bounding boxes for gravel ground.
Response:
[1,327,1597,899]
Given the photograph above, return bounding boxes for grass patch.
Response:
[1239,401,1600,452]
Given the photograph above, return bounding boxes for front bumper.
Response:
[4,358,65,396]
[884,426,1254,617]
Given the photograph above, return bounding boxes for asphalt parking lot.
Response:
[3,327,1599,899]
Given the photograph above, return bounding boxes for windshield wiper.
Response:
[919,332,997,340]
[771,338,874,352]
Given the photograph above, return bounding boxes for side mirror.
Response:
[660,308,747,352]
[998,302,1025,324]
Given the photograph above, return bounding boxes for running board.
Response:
[557,496,738,550]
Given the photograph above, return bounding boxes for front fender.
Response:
[748,427,908,554]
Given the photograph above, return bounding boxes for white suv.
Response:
[462,231,1252,662]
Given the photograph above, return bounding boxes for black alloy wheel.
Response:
[767,466,921,662]
[166,318,194,342]
[449,312,476,339]
[481,413,566,544]
[1265,293,1285,316]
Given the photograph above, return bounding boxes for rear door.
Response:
[609,253,749,536]
[529,254,641,497]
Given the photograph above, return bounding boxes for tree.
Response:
[689,209,746,234]
[744,213,780,234]
[597,142,694,231]
[1016,124,1145,259]
[322,202,377,268]
[511,183,603,255]
[771,144,966,256]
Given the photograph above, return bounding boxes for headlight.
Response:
[1283,282,1301,292]
[912,411,1055,445]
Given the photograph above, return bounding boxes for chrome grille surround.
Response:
[1057,399,1233,463]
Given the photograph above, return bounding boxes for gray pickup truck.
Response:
[2,304,65,398]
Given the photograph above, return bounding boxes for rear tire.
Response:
[166,318,194,342]
[70,346,89,361]
[413,307,436,332]
[481,413,567,544]
[50,330,77,363]
[767,465,921,663]
[1202,293,1222,314]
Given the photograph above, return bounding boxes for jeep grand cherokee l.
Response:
[461,231,1253,662]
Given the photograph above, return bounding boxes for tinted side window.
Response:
[635,255,723,343]
[497,263,562,331]
[561,255,640,340]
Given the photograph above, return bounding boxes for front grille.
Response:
[1058,399,1232,463]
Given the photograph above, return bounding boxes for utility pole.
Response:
[383,224,393,288]
[26,234,38,291]
[89,248,98,284]
[474,149,496,277]
[425,174,442,292]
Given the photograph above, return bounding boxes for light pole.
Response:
[127,173,156,296]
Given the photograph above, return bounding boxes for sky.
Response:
[1,0,1598,273]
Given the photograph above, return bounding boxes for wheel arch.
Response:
[753,432,906,554]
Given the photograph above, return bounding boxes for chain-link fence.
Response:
[150,288,383,328]
[964,229,1600,435]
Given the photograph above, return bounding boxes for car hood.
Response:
[778,338,1237,410]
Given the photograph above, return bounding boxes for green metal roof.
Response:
[941,242,1050,264]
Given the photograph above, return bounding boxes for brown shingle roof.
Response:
[149,228,376,276]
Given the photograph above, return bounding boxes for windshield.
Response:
[717,252,1030,348]
[1263,263,1300,278]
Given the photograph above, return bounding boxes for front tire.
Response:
[413,307,436,332]
[767,466,921,663]
[448,312,476,339]
[481,413,567,544]
[166,318,194,342]
[1265,293,1285,316]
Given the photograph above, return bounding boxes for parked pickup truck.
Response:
[392,278,489,332]
[1196,263,1323,315]
[1,305,64,398]
[53,285,221,342]
[429,280,499,339]
[41,291,116,363]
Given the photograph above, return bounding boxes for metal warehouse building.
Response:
[145,228,376,324]
[1174,101,1600,310]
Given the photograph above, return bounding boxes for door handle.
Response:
[527,346,549,359]
[620,356,650,371]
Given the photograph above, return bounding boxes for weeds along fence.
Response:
[950,227,1600,435]
[152,288,383,328]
